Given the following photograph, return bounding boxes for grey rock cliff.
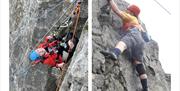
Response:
[60,22,88,91]
[10,0,88,91]
[92,0,170,91]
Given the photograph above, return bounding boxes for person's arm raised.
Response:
[108,0,125,18]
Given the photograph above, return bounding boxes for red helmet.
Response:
[127,4,140,17]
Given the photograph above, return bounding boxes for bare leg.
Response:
[115,41,127,53]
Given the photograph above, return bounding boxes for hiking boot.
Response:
[100,48,118,60]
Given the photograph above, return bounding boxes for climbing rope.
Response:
[13,1,82,90]
[55,60,71,91]
[12,0,78,76]
[33,0,78,50]
[59,19,72,28]
[72,2,81,41]
[38,1,65,19]
[55,1,81,91]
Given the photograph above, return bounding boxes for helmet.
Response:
[127,4,140,17]
[29,50,40,61]
[45,35,53,42]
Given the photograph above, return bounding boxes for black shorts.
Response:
[121,28,145,62]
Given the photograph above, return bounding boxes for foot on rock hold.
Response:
[100,48,118,60]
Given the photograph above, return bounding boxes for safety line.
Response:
[39,1,65,18]
[12,0,77,76]
[152,0,171,15]
[72,3,81,41]
[33,0,77,50]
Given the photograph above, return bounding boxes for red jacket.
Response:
[43,53,63,67]
[43,53,57,67]
[34,37,63,67]
[38,40,59,48]
[32,53,63,67]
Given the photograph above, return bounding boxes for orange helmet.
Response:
[127,4,140,17]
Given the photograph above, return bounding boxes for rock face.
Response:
[9,0,88,91]
[60,22,88,91]
[92,0,170,91]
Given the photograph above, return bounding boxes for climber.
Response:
[44,32,79,62]
[29,47,64,68]
[56,32,79,63]
[58,1,81,62]
[29,32,78,68]
[100,0,151,91]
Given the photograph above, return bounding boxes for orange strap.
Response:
[72,2,81,41]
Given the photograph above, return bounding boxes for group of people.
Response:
[29,32,78,69]
[29,0,151,90]
[29,1,81,69]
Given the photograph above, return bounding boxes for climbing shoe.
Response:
[100,48,118,60]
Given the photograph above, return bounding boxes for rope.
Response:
[12,0,78,76]
[33,0,77,50]
[59,19,72,28]
[55,2,82,91]
[39,1,65,18]
[13,1,81,90]
[72,2,81,41]
[55,61,71,91]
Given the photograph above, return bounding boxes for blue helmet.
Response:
[29,50,40,61]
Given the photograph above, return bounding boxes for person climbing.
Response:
[29,47,64,68]
[100,0,151,91]
[56,32,79,63]
[57,1,81,62]
[29,32,78,68]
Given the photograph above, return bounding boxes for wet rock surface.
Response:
[10,0,88,91]
[92,0,170,91]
